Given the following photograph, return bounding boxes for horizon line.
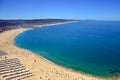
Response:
[0,19,120,21]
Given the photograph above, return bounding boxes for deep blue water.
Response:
[14,21,120,77]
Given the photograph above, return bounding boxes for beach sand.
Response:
[0,27,112,80]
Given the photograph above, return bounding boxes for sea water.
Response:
[14,21,120,77]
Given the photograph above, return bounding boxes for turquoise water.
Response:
[14,21,120,77]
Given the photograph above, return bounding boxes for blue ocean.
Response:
[14,21,120,77]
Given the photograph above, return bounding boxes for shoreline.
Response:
[0,22,111,80]
[33,21,79,27]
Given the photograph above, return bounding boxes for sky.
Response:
[0,0,120,20]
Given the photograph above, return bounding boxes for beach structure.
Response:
[0,58,34,80]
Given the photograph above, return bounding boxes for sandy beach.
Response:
[0,26,112,80]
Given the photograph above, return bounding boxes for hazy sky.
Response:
[0,0,120,20]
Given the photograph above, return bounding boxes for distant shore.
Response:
[0,19,78,33]
[33,21,79,27]
[0,22,111,80]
